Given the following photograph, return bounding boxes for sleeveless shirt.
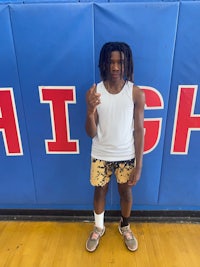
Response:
[91,81,135,161]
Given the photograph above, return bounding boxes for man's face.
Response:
[108,51,125,81]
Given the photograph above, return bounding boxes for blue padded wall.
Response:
[0,1,200,211]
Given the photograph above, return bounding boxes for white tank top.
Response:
[91,81,135,161]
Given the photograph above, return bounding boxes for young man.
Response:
[85,42,145,252]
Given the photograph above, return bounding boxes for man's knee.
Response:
[94,185,109,199]
[118,184,132,202]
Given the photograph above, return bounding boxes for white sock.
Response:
[94,211,104,229]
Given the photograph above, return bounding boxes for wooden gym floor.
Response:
[0,220,199,267]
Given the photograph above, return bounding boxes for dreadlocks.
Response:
[98,42,134,82]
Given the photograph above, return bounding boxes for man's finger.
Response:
[90,83,97,93]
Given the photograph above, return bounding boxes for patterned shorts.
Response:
[90,158,135,187]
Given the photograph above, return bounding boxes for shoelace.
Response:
[123,230,134,240]
[91,230,101,240]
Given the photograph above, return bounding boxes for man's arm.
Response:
[128,85,145,186]
[85,84,101,138]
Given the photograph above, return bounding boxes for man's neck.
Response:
[104,80,125,94]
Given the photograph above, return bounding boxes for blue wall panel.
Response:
[159,1,200,207]
[94,2,179,207]
[9,3,95,208]
[0,5,36,205]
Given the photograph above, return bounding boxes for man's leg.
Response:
[94,184,109,213]
[118,183,132,226]
[93,184,109,228]
[118,182,138,252]
[86,185,109,252]
[86,158,111,252]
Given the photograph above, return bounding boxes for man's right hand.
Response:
[86,84,101,115]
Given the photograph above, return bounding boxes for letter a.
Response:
[0,88,23,155]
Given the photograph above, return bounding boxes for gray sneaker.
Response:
[86,226,105,252]
[118,223,138,251]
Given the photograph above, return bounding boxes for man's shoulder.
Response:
[97,81,103,86]
[133,85,145,104]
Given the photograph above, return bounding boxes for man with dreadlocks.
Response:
[85,42,145,252]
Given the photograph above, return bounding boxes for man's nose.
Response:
[113,63,120,70]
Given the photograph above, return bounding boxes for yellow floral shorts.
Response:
[90,158,135,187]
